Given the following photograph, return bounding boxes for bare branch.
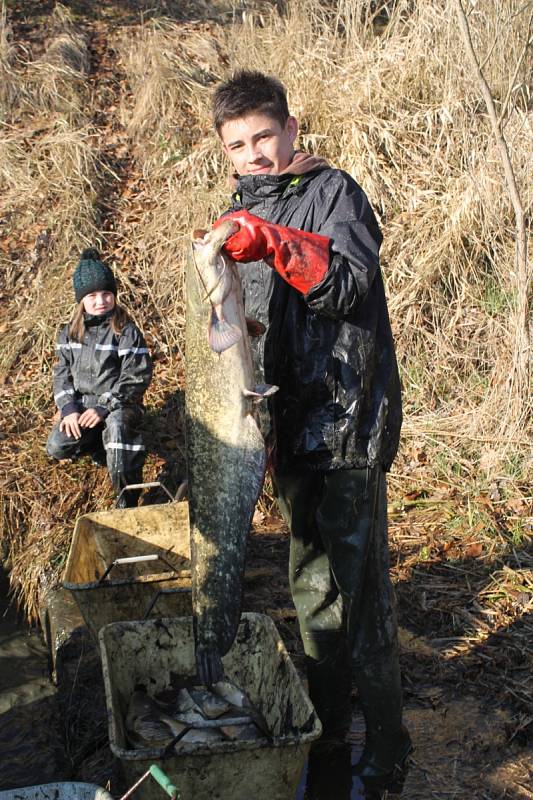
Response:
[453,0,530,414]
[509,0,533,20]
[498,9,533,127]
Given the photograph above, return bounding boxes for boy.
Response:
[212,71,411,797]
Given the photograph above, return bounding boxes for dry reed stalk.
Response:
[111,22,230,352]
[453,0,530,440]
[0,1,21,119]
[0,123,102,381]
[23,6,89,119]
[121,21,223,152]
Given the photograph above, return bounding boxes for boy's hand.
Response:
[60,412,81,439]
[79,408,104,429]
[215,210,269,262]
[213,209,331,294]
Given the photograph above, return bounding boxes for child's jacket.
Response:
[53,311,152,418]
[228,167,402,473]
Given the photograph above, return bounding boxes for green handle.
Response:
[149,764,179,799]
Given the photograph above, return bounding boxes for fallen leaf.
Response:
[465,542,483,558]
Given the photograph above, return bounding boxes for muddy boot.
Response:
[352,654,413,795]
[90,446,107,467]
[306,633,353,754]
[305,741,352,799]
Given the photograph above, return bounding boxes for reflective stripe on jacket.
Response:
[53,313,152,415]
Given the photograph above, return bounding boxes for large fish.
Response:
[185,220,277,686]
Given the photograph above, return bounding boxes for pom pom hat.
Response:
[73,248,117,302]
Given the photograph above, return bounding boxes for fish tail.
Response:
[196,644,225,687]
[208,307,242,353]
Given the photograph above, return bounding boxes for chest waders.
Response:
[274,465,412,795]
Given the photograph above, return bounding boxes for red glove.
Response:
[214,209,330,294]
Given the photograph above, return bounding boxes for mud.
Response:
[1,528,532,798]
[244,527,533,800]
[0,568,61,789]
[0,568,116,793]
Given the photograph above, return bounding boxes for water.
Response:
[295,727,369,799]
[0,569,62,789]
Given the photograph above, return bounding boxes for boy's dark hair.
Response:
[213,70,289,133]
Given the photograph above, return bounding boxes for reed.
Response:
[1,0,530,620]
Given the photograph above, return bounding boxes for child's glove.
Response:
[214,209,330,294]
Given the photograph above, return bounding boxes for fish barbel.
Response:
[186,219,277,686]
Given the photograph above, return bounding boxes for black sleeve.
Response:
[304,171,383,320]
[52,325,83,415]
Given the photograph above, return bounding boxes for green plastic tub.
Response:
[99,612,322,800]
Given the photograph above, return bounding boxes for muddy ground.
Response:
[1,506,531,799]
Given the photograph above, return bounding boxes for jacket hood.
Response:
[231,150,330,203]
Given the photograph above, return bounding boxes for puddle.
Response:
[295,753,368,800]
[295,719,368,800]
[0,568,62,789]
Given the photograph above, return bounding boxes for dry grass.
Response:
[0,0,531,619]
[0,4,99,384]
[0,122,101,381]
[109,20,230,352]
[0,4,90,123]
[114,0,531,477]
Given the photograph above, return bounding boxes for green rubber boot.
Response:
[352,654,413,794]
[305,634,352,753]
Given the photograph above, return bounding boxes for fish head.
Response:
[191,220,240,307]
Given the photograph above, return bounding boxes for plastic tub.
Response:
[63,501,192,639]
[99,612,322,800]
[0,783,113,799]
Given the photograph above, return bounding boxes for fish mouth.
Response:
[221,219,240,240]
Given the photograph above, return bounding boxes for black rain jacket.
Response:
[53,311,152,418]
[228,167,402,472]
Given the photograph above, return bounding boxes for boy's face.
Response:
[219,112,298,176]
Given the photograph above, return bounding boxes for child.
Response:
[46,248,152,509]
[211,71,411,798]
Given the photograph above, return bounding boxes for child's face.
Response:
[220,112,298,176]
[82,291,115,316]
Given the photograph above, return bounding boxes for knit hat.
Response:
[73,248,117,302]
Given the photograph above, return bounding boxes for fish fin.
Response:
[208,307,242,353]
[243,383,279,402]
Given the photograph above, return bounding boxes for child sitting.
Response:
[46,248,152,508]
